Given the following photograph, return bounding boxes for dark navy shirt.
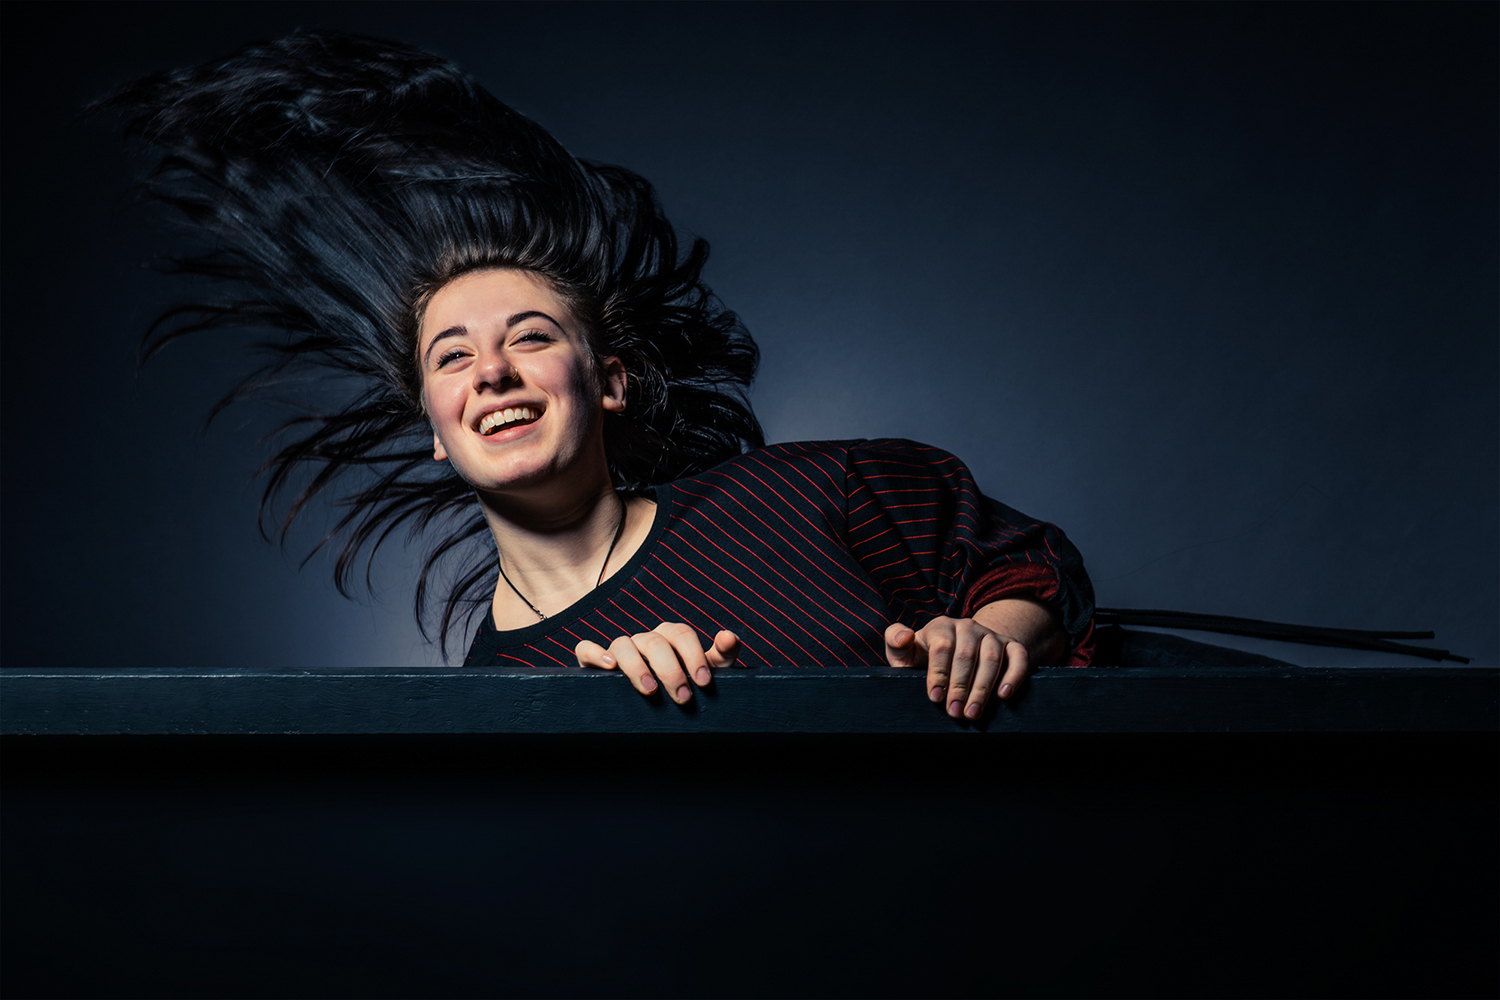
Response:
[464,439,1095,668]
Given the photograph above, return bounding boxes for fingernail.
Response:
[999,683,1013,699]
[696,667,711,685]
[676,685,691,702]
[930,686,943,702]
[640,675,658,694]
[949,700,963,716]
[965,703,981,720]
[602,653,615,666]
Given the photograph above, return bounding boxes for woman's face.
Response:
[418,268,625,497]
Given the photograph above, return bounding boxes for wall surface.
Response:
[2,2,1495,668]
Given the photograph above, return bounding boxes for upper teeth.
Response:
[479,407,538,435]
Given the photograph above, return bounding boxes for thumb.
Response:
[884,622,923,668]
[707,630,742,668]
[575,639,616,670]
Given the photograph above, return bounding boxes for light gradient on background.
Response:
[2,3,1494,667]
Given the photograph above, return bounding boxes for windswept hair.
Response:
[95,30,763,656]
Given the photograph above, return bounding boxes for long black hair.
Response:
[95,30,764,656]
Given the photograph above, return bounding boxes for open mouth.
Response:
[477,406,541,436]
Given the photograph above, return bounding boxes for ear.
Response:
[432,430,448,462]
[600,356,628,413]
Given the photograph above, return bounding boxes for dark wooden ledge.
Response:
[1,665,1494,734]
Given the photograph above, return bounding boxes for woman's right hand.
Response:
[575,624,741,703]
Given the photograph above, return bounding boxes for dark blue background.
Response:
[3,2,1495,667]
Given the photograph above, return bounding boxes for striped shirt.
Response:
[464,439,1096,668]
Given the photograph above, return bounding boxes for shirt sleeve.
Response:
[842,438,1096,665]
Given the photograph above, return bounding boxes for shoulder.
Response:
[670,439,971,491]
[845,438,962,465]
[674,440,853,487]
[663,440,858,516]
[845,438,970,483]
[683,439,962,478]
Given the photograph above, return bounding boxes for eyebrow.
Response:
[423,325,469,366]
[422,311,565,366]
[506,310,563,333]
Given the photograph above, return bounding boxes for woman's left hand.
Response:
[884,616,1030,721]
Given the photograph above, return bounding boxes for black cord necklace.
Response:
[497,497,628,622]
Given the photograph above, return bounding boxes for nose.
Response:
[472,348,517,392]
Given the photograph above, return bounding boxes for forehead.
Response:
[420,268,573,340]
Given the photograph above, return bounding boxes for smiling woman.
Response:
[420,271,626,501]
[97,29,1094,717]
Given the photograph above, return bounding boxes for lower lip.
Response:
[477,418,541,443]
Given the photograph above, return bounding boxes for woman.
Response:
[99,29,1096,718]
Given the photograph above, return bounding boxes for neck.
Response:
[479,472,649,623]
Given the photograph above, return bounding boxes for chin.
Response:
[462,456,569,496]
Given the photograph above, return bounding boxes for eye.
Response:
[515,330,553,345]
[435,347,468,369]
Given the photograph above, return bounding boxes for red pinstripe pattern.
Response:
[668,518,882,626]
[464,439,1095,668]
[670,484,890,621]
[648,559,824,663]
[658,531,862,661]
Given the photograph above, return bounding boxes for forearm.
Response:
[972,598,1068,665]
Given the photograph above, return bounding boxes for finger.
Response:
[660,622,712,687]
[883,621,922,669]
[607,637,659,696]
[635,631,693,704]
[574,639,617,670]
[943,626,982,720]
[964,632,1006,720]
[997,639,1031,701]
[707,630,741,669]
[919,620,960,713]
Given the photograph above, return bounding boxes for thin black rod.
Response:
[1095,608,1471,664]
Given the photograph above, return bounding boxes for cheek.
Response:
[535,356,601,411]
[423,379,468,431]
